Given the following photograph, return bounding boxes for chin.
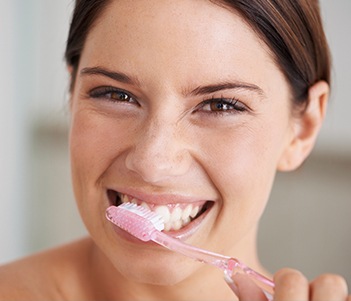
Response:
[112,247,202,286]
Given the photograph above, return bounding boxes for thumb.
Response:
[227,274,268,301]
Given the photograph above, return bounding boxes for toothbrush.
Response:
[106,203,274,300]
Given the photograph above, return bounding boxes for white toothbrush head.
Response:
[106,203,165,241]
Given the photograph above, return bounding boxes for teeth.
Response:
[140,202,150,211]
[121,194,129,204]
[170,207,182,222]
[182,204,192,220]
[164,221,172,232]
[154,206,170,223]
[172,220,182,231]
[190,206,200,218]
[119,194,207,231]
[182,216,191,226]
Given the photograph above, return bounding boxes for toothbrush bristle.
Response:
[106,203,164,241]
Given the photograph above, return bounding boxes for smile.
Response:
[107,190,213,232]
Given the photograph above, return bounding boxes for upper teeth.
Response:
[120,194,203,231]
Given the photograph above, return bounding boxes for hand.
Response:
[231,268,350,301]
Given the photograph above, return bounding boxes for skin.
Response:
[0,0,349,300]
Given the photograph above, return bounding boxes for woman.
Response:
[0,0,349,300]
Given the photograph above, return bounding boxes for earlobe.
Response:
[277,81,329,171]
[67,64,73,75]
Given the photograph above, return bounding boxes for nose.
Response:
[125,118,192,184]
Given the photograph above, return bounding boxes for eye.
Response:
[198,97,247,114]
[88,86,138,104]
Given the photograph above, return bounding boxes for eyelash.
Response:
[89,86,138,104]
[196,96,247,115]
[88,86,248,115]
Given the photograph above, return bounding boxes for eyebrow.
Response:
[80,66,141,86]
[80,66,265,98]
[185,82,265,98]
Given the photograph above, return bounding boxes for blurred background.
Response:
[1,0,350,284]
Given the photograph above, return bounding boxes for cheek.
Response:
[69,107,138,237]
[205,133,282,254]
[70,109,131,176]
[201,117,291,228]
[68,106,134,209]
[203,129,277,195]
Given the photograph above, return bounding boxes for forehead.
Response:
[79,0,284,93]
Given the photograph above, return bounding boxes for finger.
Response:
[232,273,268,301]
[310,274,348,301]
[273,268,309,301]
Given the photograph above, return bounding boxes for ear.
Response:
[277,81,329,171]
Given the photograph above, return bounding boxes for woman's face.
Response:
[70,0,295,285]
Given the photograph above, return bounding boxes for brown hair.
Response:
[65,0,331,107]
[65,0,111,91]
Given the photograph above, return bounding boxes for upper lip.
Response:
[107,186,213,206]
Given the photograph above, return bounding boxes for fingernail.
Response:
[224,272,240,296]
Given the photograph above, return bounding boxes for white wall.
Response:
[1,0,350,285]
[316,0,351,155]
[0,0,86,263]
[0,0,28,263]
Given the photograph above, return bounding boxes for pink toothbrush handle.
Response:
[225,258,274,300]
[151,231,274,299]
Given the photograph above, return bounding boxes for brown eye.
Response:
[109,91,131,101]
[210,100,234,111]
[89,86,137,104]
[200,98,247,113]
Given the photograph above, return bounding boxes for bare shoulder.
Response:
[0,238,93,301]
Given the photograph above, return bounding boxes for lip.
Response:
[107,186,212,206]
